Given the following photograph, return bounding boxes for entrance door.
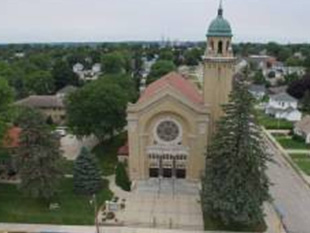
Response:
[176,169,186,179]
[149,168,159,178]
[163,168,172,178]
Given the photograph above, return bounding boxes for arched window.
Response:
[226,41,230,52]
[218,41,223,54]
[210,40,214,50]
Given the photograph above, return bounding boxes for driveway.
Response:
[60,134,99,160]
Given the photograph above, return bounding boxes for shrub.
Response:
[292,134,305,143]
[115,162,131,191]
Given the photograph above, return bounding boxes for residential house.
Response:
[15,95,65,124]
[73,63,84,73]
[294,116,310,144]
[268,85,288,95]
[73,63,102,81]
[248,84,266,100]
[265,92,302,122]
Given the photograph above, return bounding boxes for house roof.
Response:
[57,85,77,95]
[117,142,129,156]
[271,92,297,102]
[15,95,64,108]
[268,85,288,95]
[295,116,310,135]
[248,84,266,93]
[138,72,203,105]
[2,127,21,148]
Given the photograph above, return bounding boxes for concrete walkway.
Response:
[286,149,310,154]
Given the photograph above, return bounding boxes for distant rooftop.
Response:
[16,95,64,108]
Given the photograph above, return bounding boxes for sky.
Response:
[0,0,309,44]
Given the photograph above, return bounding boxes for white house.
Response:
[92,63,101,73]
[73,63,84,73]
[294,116,310,144]
[265,92,302,122]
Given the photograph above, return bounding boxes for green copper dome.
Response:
[207,5,232,37]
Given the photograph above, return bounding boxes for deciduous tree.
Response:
[147,60,176,85]
[66,75,132,141]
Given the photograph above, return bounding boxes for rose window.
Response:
[156,120,180,142]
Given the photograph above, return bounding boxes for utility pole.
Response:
[93,194,100,233]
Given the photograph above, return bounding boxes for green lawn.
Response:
[0,178,113,225]
[63,159,74,174]
[257,111,293,130]
[92,132,127,176]
[275,136,310,150]
[203,213,266,232]
[289,154,310,175]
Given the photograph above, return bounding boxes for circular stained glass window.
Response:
[156,120,180,142]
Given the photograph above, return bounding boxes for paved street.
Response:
[265,136,310,233]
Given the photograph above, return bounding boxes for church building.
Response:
[126,3,236,182]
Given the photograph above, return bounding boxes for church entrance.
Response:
[148,153,187,179]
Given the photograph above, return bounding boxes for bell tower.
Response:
[203,1,235,132]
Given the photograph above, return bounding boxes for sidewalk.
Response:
[285,149,310,154]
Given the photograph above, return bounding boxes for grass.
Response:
[275,136,310,150]
[256,110,293,130]
[92,132,127,176]
[0,178,113,225]
[289,154,310,175]
[203,213,266,232]
[63,159,74,174]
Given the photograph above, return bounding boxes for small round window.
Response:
[156,120,180,142]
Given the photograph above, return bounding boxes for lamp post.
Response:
[91,194,100,233]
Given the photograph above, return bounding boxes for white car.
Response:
[54,127,67,137]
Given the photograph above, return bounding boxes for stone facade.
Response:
[126,5,235,182]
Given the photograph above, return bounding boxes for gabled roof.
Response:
[268,85,288,95]
[2,127,21,149]
[295,116,310,135]
[15,95,64,108]
[271,92,297,102]
[138,72,203,105]
[248,84,266,93]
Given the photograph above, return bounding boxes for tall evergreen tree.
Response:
[73,147,102,196]
[16,108,63,200]
[202,79,271,226]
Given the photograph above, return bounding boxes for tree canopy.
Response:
[16,107,63,200]
[287,74,310,99]
[66,74,135,141]
[147,60,176,85]
[0,77,14,140]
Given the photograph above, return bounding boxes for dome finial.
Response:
[218,0,223,17]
